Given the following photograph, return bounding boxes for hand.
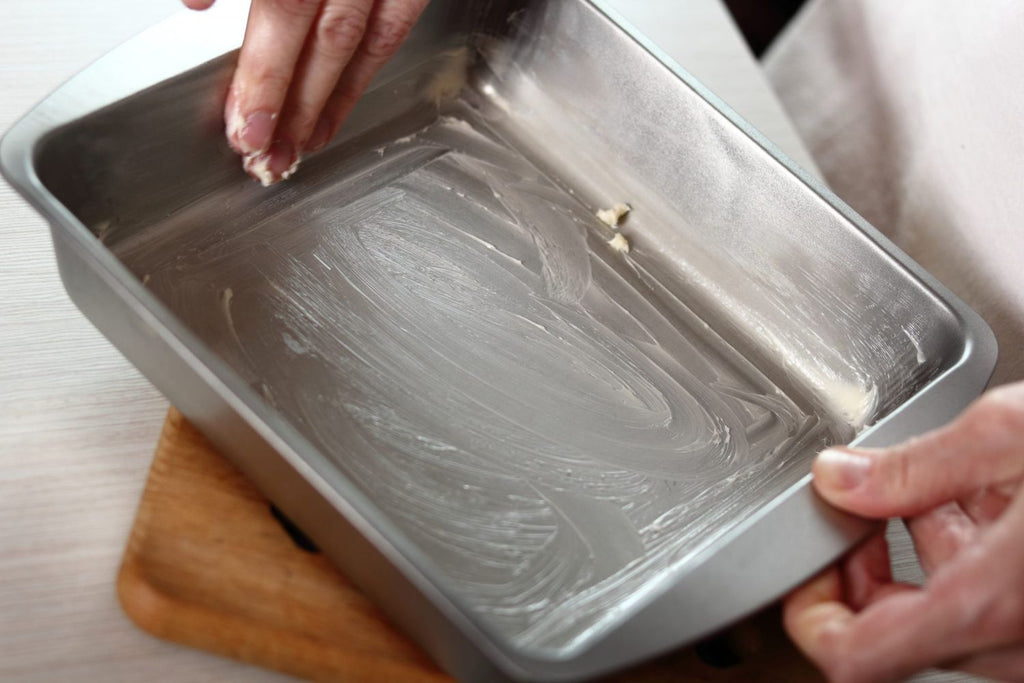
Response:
[183,0,428,185]
[784,381,1024,683]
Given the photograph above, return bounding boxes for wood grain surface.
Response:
[117,409,821,682]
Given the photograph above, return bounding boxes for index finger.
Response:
[226,0,324,156]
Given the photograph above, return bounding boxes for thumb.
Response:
[812,383,1024,518]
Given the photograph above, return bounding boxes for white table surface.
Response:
[0,1,815,680]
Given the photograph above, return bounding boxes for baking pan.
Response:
[1,0,997,680]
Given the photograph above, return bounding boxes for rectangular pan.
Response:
[1,1,996,680]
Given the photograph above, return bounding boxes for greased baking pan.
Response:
[1,1,997,680]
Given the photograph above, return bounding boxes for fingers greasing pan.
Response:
[225,0,323,161]
[315,0,431,148]
[233,0,429,185]
[812,385,1024,519]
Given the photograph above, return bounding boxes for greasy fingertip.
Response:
[182,0,216,9]
[242,141,300,187]
[227,108,278,156]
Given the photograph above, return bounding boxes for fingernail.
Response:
[231,110,277,155]
[815,449,871,491]
[242,141,300,187]
[305,116,332,153]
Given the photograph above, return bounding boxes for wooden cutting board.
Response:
[117,408,821,682]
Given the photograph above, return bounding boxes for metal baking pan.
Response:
[1,0,997,680]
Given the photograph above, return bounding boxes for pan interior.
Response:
[34,0,962,657]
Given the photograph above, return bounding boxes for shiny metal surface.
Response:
[0,0,997,680]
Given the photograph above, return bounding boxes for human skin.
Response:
[182,0,429,184]
[784,381,1024,682]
